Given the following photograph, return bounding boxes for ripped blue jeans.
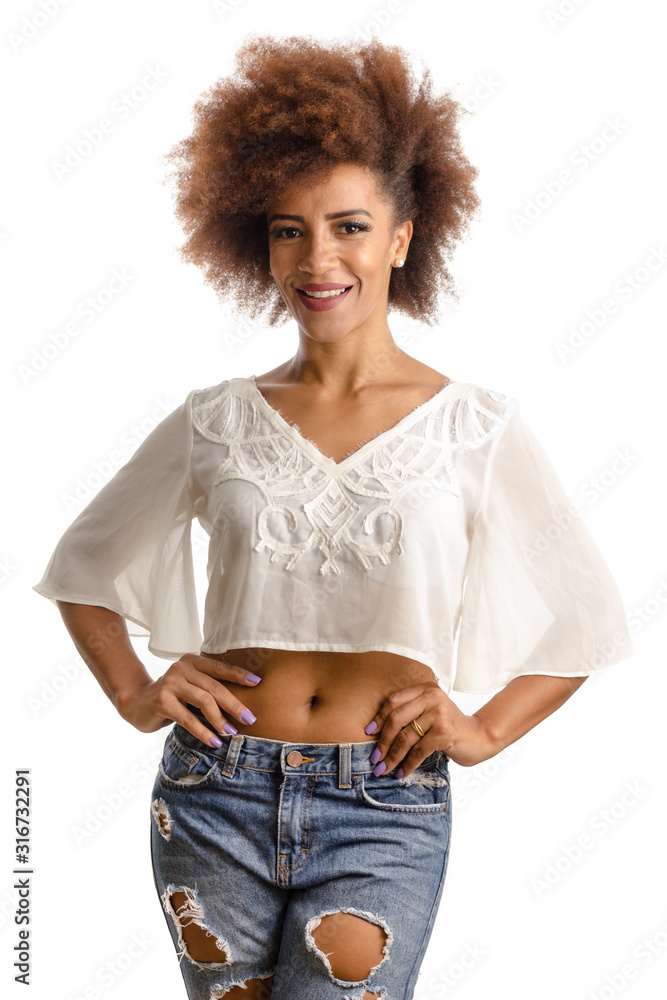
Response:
[150,724,453,1000]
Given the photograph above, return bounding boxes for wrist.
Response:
[113,678,152,719]
[470,712,503,761]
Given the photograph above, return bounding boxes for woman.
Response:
[33,35,634,1000]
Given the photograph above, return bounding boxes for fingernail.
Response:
[240,709,257,725]
[395,768,404,778]
[246,672,262,684]
[365,721,378,734]
[209,735,223,748]
[370,747,382,765]
[373,760,387,776]
[222,723,238,734]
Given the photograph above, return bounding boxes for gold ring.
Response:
[410,718,426,738]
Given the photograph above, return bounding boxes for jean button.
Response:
[286,750,303,767]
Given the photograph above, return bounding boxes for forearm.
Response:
[472,673,588,757]
[55,601,153,712]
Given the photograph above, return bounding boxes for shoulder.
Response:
[189,376,254,442]
[446,380,518,450]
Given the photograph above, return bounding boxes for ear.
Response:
[394,218,413,261]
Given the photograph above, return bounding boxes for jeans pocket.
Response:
[158,732,220,790]
[355,761,450,814]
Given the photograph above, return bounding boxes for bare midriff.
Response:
[204,647,438,744]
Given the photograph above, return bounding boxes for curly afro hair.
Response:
[162,34,481,327]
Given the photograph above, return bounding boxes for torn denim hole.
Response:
[210,970,276,999]
[304,906,393,988]
[397,770,449,788]
[151,797,173,839]
[173,771,211,786]
[344,989,387,1000]
[161,884,232,971]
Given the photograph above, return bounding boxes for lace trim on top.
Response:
[250,374,454,465]
[191,378,511,576]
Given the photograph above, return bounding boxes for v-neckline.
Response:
[244,374,462,474]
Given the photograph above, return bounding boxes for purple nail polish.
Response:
[222,723,238,735]
[373,760,387,776]
[395,768,404,779]
[365,721,378,734]
[240,709,257,725]
[209,735,223,748]
[370,747,382,765]
[246,672,262,684]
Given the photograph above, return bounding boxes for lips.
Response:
[294,283,353,312]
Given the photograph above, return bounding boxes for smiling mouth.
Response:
[297,286,353,299]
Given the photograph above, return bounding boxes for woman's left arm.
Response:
[469,673,588,761]
[365,673,588,774]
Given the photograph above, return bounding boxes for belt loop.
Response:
[220,734,244,779]
[338,744,352,789]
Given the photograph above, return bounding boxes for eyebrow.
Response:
[267,209,373,225]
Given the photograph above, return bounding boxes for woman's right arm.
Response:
[55,600,260,745]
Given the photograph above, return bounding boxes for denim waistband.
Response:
[173,723,446,789]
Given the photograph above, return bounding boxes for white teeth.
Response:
[299,287,349,299]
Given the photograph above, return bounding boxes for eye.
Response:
[269,225,301,240]
[340,221,373,234]
[268,220,374,240]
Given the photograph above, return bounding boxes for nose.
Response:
[297,230,339,275]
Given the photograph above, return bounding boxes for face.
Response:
[266,162,412,338]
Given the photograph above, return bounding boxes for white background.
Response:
[2,1,665,998]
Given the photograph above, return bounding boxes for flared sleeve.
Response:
[32,389,203,660]
[453,398,634,694]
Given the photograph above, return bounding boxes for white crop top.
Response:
[32,375,635,695]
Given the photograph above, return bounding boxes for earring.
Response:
[394,258,405,267]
